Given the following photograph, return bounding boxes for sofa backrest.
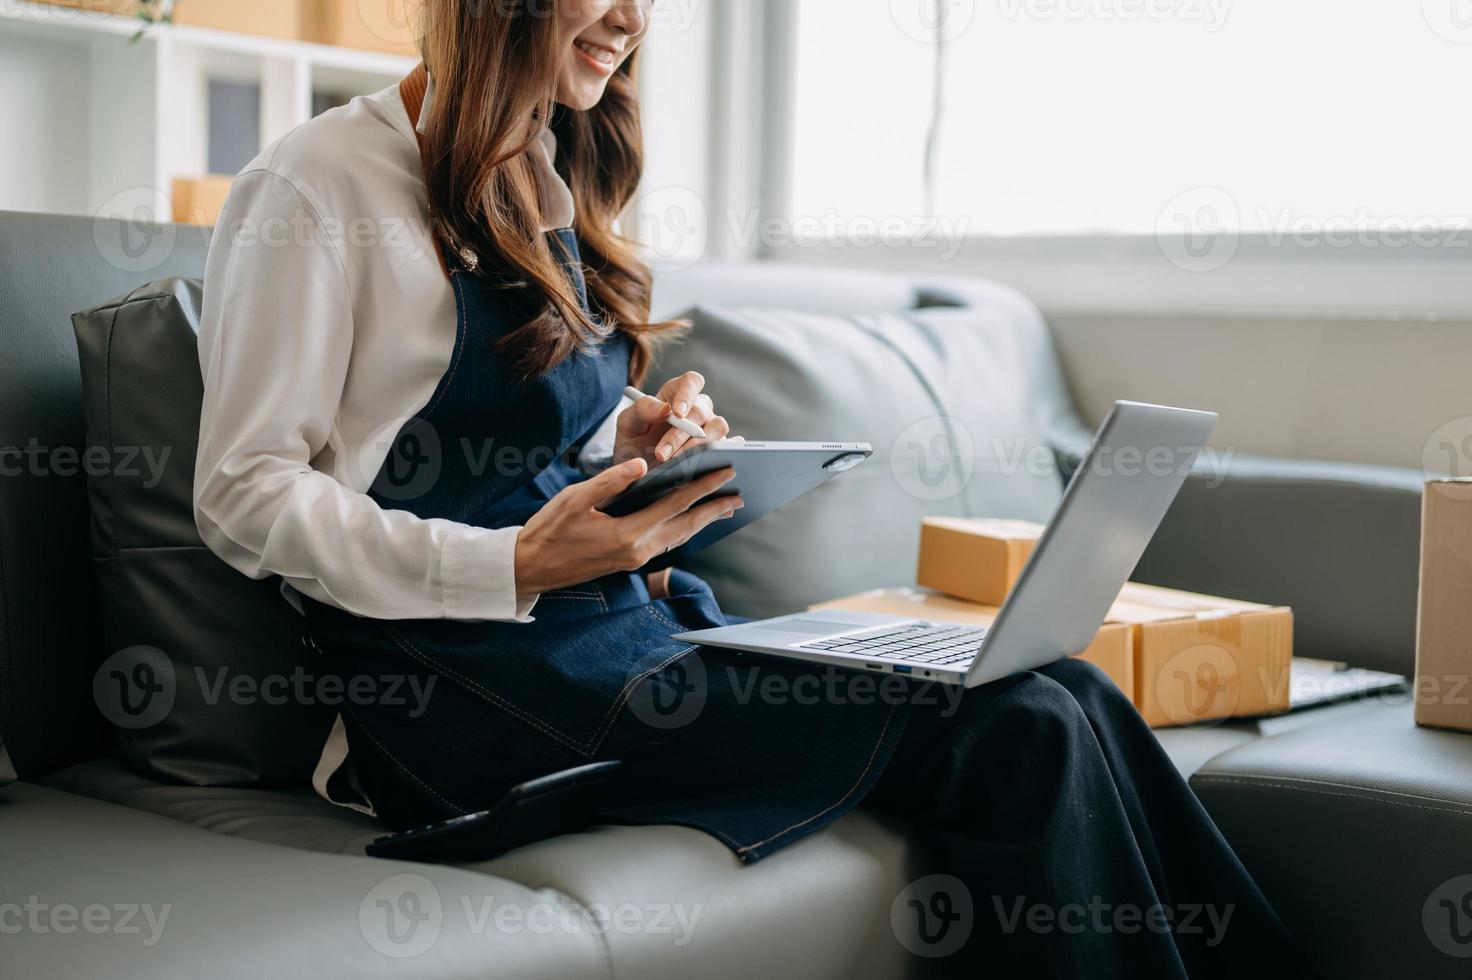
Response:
[0,211,212,778]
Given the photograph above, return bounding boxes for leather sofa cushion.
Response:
[37,759,937,980]
[72,278,333,786]
[654,300,1083,618]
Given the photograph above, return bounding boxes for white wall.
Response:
[0,34,88,214]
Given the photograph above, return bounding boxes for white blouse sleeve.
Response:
[193,169,537,622]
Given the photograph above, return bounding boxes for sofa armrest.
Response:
[1127,454,1424,675]
[1190,703,1472,980]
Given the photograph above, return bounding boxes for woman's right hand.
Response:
[513,459,743,601]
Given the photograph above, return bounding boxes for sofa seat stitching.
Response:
[1192,774,1472,817]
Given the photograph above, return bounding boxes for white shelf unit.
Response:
[0,0,416,221]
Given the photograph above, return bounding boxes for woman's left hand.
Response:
[614,371,733,465]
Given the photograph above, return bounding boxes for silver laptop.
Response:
[675,401,1218,688]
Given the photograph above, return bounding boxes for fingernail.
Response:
[657,445,672,461]
[733,500,745,509]
[674,401,689,416]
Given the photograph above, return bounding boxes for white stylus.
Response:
[623,386,708,439]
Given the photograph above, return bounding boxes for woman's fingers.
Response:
[617,394,670,440]
[701,414,731,442]
[638,467,737,527]
[648,494,744,555]
[656,394,715,461]
[577,457,649,509]
[656,371,706,420]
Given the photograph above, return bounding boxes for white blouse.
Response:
[195,80,618,628]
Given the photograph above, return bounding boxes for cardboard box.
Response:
[1415,480,1472,732]
[29,1,135,13]
[1113,583,1293,727]
[36,1,304,41]
[175,0,302,40]
[303,0,422,56]
[810,587,1135,699]
[917,517,1045,606]
[172,175,234,226]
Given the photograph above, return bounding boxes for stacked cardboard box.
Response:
[35,0,303,41]
[34,1,423,53]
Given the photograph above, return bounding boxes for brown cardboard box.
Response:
[175,0,302,40]
[303,0,422,56]
[29,1,136,14]
[172,175,234,226]
[1112,583,1293,727]
[1415,480,1472,732]
[810,587,1135,698]
[917,517,1045,606]
[36,1,304,41]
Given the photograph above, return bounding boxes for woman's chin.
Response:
[557,77,610,112]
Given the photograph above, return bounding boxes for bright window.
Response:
[790,0,1472,237]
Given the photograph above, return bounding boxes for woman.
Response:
[195,1,1314,975]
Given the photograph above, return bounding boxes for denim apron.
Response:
[301,70,907,863]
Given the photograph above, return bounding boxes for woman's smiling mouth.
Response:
[575,39,619,75]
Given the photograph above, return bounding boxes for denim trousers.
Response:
[866,657,1318,979]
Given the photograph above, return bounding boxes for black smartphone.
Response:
[365,761,623,863]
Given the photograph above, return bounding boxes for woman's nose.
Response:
[605,0,649,36]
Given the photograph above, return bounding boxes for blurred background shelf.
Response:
[0,0,417,221]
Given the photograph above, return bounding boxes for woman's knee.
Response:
[1041,656,1135,716]
[983,671,1095,757]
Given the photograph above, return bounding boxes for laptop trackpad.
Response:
[749,618,873,636]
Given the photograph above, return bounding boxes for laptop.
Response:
[674,401,1219,689]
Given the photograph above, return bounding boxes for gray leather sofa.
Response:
[0,209,1467,979]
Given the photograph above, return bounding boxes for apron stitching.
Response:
[342,702,469,816]
[735,702,900,855]
[382,625,592,757]
[645,605,686,634]
[588,645,698,751]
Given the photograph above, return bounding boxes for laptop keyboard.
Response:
[798,622,987,667]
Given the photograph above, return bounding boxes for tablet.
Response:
[601,440,873,569]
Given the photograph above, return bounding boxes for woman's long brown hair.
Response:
[418,0,682,384]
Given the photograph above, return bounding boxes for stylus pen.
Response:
[623,386,708,439]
